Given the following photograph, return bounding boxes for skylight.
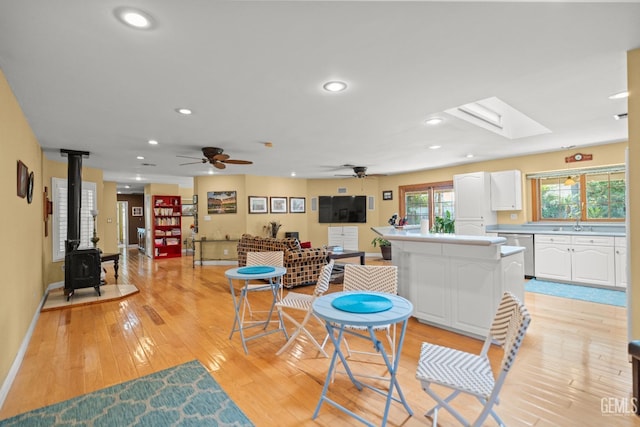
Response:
[445,97,551,140]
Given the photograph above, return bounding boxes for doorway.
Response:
[117,201,128,247]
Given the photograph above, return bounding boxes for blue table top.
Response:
[313,291,413,326]
[225,266,286,280]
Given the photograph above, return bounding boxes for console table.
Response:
[191,239,239,267]
[327,250,365,265]
[101,252,120,283]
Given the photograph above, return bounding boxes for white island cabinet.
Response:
[373,227,524,338]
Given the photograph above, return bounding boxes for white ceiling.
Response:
[0,1,637,193]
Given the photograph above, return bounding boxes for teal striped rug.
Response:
[0,360,254,426]
[525,279,626,307]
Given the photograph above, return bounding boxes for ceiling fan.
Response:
[178,147,253,170]
[335,166,386,179]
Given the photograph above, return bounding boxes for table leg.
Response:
[113,257,119,282]
[314,320,413,425]
[360,254,365,265]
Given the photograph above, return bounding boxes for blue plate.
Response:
[331,294,393,314]
[237,266,276,274]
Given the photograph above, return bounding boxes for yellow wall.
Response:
[0,69,44,386]
[628,48,639,339]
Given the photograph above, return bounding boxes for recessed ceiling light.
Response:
[323,81,347,92]
[424,117,444,126]
[208,169,214,175]
[136,156,144,160]
[125,185,131,189]
[148,139,158,145]
[175,108,193,115]
[135,176,142,181]
[608,91,629,100]
[429,145,441,150]
[290,172,296,177]
[466,153,475,158]
[114,7,155,30]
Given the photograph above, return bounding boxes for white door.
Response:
[117,201,128,247]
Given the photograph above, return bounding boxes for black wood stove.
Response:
[62,149,101,301]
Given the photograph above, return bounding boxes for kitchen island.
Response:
[372,226,525,338]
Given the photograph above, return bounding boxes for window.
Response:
[399,181,454,229]
[52,177,97,261]
[532,167,625,222]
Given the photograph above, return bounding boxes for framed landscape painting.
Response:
[270,197,287,213]
[290,197,305,213]
[207,191,237,214]
[248,196,268,214]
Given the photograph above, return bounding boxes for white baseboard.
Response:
[0,283,56,410]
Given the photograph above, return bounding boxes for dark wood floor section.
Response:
[1,248,639,426]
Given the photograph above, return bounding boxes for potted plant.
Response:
[371,237,392,260]
[431,211,455,234]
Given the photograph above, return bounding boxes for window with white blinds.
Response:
[52,177,97,262]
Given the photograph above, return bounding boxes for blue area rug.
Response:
[525,278,626,307]
[0,360,254,427]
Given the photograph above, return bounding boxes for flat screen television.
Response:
[318,195,367,223]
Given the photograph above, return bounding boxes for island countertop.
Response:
[371,226,507,246]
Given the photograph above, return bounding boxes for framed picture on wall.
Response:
[382,190,393,200]
[17,160,28,198]
[248,196,268,214]
[290,197,305,213]
[270,197,287,213]
[207,191,237,214]
[132,206,143,216]
[181,204,195,216]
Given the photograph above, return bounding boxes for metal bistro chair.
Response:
[275,260,334,357]
[328,264,398,381]
[415,292,531,427]
[242,251,285,322]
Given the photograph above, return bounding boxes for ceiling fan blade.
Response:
[213,153,230,161]
[335,174,356,177]
[179,161,207,166]
[177,155,205,160]
[222,159,253,165]
[213,162,226,169]
[366,173,387,177]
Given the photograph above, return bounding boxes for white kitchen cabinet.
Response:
[535,234,615,286]
[490,170,522,210]
[328,226,358,250]
[387,234,524,339]
[534,235,572,281]
[453,172,496,235]
[615,237,628,288]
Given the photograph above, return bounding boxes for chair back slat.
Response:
[343,265,398,294]
[489,292,531,372]
[247,251,284,267]
[314,260,334,296]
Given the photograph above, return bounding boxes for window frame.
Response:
[532,172,625,223]
[52,177,98,262]
[399,181,454,227]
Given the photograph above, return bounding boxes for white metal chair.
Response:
[415,292,531,427]
[275,260,334,357]
[242,251,284,321]
[328,264,398,380]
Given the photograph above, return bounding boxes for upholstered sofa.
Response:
[237,234,327,288]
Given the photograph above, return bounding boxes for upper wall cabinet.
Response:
[490,170,522,211]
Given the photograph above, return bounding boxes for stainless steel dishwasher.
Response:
[498,233,534,278]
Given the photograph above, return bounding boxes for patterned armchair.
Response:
[237,234,328,288]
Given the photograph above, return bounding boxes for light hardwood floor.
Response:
[1,247,639,426]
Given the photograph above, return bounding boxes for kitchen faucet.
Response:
[573,217,583,232]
